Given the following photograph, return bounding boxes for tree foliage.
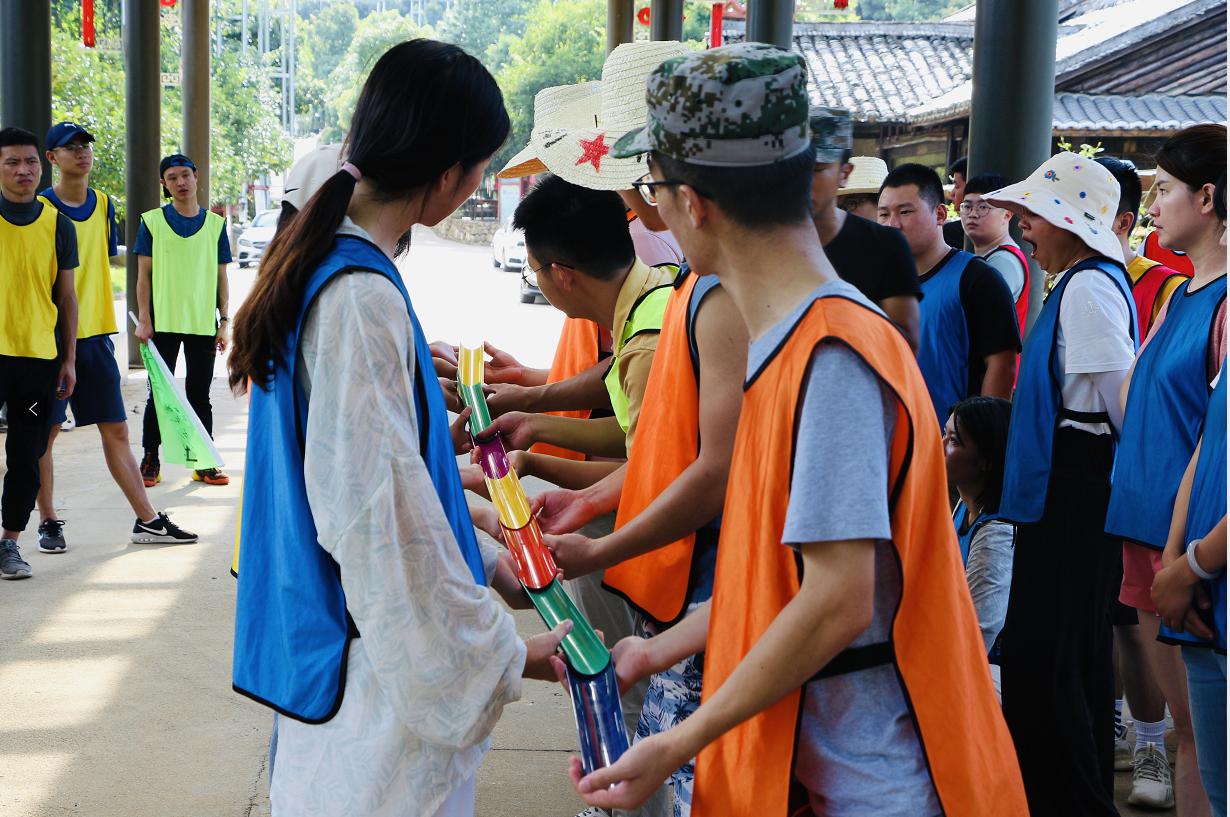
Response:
[854,0,966,21]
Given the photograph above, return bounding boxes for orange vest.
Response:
[692,295,1027,817]
[530,317,600,461]
[604,271,710,625]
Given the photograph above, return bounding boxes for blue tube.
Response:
[566,661,631,774]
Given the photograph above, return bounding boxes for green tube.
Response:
[456,382,493,436]
[527,580,611,676]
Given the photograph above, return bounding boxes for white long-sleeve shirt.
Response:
[270,234,526,816]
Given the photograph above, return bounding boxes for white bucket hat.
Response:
[983,151,1123,263]
[497,82,603,179]
[838,156,888,196]
[536,40,695,190]
[283,144,342,210]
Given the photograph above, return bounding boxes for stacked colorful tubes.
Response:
[456,344,630,774]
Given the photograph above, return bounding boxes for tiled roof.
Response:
[725,22,974,123]
[724,0,1226,131]
[1052,93,1227,133]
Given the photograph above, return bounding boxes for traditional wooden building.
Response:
[725,0,1226,173]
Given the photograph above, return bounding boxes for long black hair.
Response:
[229,40,509,392]
[950,396,1012,514]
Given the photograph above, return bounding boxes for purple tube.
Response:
[566,661,630,775]
[474,435,511,480]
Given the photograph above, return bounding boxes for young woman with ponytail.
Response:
[228,40,568,817]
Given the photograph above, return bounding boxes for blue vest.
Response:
[1161,361,1227,651]
[233,235,485,723]
[918,250,974,426]
[1107,277,1226,549]
[1000,258,1138,525]
[953,502,995,567]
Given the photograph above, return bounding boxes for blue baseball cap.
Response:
[46,122,95,150]
[159,154,197,176]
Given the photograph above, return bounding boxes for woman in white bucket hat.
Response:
[984,152,1139,817]
[837,155,888,220]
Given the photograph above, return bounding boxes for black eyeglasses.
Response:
[54,143,93,156]
[631,172,696,206]
[522,260,573,290]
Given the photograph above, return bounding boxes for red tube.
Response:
[501,522,558,590]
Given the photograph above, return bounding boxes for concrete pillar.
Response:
[967,0,1058,329]
[182,0,211,208]
[126,0,161,367]
[650,0,683,41]
[747,0,793,50]
[0,0,52,189]
[607,0,635,53]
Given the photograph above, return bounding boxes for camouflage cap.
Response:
[809,106,852,163]
[611,42,811,167]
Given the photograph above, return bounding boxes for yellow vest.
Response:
[142,206,223,336]
[0,201,61,359]
[602,280,673,432]
[45,191,117,338]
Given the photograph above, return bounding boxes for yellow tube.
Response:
[486,471,533,529]
[458,343,485,387]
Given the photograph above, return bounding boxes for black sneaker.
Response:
[38,518,68,553]
[131,512,198,544]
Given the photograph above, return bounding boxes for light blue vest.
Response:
[1000,258,1138,525]
[918,250,974,426]
[953,502,995,567]
[1107,276,1227,548]
[1161,360,1227,651]
[233,235,485,723]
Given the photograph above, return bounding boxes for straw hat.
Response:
[983,151,1123,263]
[838,156,888,196]
[536,41,695,190]
[497,82,602,179]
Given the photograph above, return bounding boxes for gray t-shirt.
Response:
[747,279,941,817]
[983,238,1026,303]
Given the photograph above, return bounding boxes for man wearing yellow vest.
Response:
[134,153,230,487]
[0,127,79,580]
[35,124,197,553]
[566,44,1027,817]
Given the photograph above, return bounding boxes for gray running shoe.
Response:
[0,539,32,579]
[1128,743,1175,809]
[38,518,68,553]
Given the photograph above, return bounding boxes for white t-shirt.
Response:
[628,216,684,267]
[1055,267,1136,434]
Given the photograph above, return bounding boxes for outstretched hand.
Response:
[485,412,537,451]
[450,407,474,456]
[545,532,604,579]
[568,733,689,811]
[532,488,598,535]
[484,341,527,384]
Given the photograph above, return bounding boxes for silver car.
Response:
[236,209,279,268]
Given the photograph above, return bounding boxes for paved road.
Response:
[0,227,1172,816]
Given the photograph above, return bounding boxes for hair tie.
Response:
[341,161,362,182]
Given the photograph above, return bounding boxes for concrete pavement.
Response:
[0,227,1177,815]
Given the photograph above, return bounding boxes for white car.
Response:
[236,209,279,268]
[491,223,526,271]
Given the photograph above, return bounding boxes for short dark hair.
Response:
[0,127,39,152]
[1156,123,1226,192]
[880,163,945,209]
[963,173,1008,197]
[948,156,968,178]
[949,395,1013,513]
[1216,172,1226,222]
[513,174,634,280]
[1094,156,1142,229]
[651,146,816,228]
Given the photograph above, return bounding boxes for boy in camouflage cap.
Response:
[570,42,1027,817]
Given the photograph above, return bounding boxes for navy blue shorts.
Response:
[52,335,127,426]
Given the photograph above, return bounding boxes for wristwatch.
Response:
[1187,539,1220,581]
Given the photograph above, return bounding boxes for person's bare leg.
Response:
[1116,621,1167,723]
[36,424,61,522]
[1139,612,1212,817]
[98,421,158,522]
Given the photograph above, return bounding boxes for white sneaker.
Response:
[1127,743,1175,809]
[1114,722,1132,771]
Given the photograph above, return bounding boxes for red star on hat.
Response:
[576,133,610,171]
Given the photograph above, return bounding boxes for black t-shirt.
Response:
[823,213,922,304]
[0,194,80,270]
[943,218,966,251]
[922,249,1021,396]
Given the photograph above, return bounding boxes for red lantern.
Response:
[834,0,849,7]
[637,6,651,26]
[82,0,95,47]
[160,0,177,6]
